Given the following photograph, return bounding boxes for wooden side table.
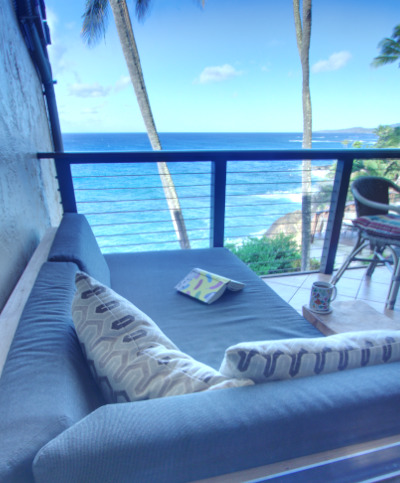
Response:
[302,300,400,335]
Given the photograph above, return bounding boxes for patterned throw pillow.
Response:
[219,331,400,383]
[72,272,252,403]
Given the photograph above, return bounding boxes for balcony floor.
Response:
[263,265,400,324]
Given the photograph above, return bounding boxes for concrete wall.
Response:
[0,0,62,311]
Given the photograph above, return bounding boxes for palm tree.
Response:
[82,0,191,249]
[372,24,400,69]
[293,0,312,270]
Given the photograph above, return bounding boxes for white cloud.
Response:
[46,7,58,35]
[45,8,69,74]
[48,44,69,73]
[69,82,111,98]
[81,107,101,116]
[115,76,132,92]
[312,51,352,73]
[195,64,243,84]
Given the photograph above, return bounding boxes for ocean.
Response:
[63,132,378,252]
[63,131,377,152]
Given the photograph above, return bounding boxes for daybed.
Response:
[1,213,400,483]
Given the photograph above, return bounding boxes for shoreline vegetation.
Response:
[227,124,400,276]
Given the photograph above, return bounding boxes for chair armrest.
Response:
[352,187,400,215]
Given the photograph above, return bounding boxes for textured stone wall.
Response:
[0,0,62,311]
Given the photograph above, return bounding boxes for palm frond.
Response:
[81,0,110,46]
[371,24,400,68]
[134,0,205,23]
[377,38,400,56]
[392,24,400,40]
[135,0,152,22]
[372,54,399,67]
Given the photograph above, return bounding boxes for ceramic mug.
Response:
[309,281,337,313]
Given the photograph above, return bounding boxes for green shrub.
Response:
[226,233,302,276]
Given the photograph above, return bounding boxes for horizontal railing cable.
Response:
[91,217,208,227]
[96,227,208,238]
[38,148,400,274]
[76,190,326,204]
[74,183,211,190]
[99,237,208,249]
[80,206,211,216]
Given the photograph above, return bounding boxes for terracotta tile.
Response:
[340,268,366,281]
[264,281,299,302]
[334,278,361,298]
[263,265,400,317]
[262,273,308,288]
[357,280,390,304]
[365,266,394,284]
[301,273,334,289]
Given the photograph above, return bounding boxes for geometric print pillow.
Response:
[219,330,400,383]
[72,272,252,403]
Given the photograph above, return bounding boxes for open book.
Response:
[175,268,244,304]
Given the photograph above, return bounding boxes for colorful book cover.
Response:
[175,268,244,304]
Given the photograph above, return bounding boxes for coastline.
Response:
[66,131,377,253]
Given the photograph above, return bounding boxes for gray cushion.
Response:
[105,248,322,368]
[0,262,104,483]
[33,361,400,483]
[48,213,110,286]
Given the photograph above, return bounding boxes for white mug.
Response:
[309,281,337,313]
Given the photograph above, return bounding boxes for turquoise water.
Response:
[63,132,377,252]
[63,131,377,152]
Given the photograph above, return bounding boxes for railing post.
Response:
[320,158,353,274]
[210,159,227,247]
[55,158,77,212]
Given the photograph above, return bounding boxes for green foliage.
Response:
[374,125,400,148]
[226,234,302,276]
[352,125,400,184]
[81,0,110,47]
[371,24,400,69]
[229,125,400,276]
[313,125,400,210]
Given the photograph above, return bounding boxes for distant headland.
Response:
[317,123,399,134]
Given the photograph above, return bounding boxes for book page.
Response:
[175,268,244,304]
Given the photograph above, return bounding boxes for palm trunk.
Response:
[293,0,312,270]
[109,0,190,249]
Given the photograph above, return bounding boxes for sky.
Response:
[44,0,400,133]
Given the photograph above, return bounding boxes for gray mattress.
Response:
[105,247,323,368]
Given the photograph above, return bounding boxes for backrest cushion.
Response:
[0,262,104,483]
[48,213,110,286]
[72,272,253,403]
[220,330,400,382]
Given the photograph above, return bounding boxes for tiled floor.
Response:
[263,265,400,324]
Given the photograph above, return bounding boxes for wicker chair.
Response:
[331,176,400,309]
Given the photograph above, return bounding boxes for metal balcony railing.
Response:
[38,148,400,276]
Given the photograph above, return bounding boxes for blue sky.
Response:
[45,0,400,133]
